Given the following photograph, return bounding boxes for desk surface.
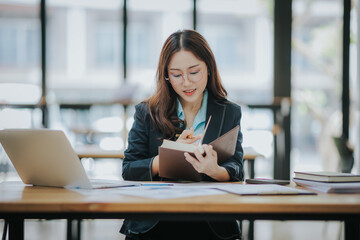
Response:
[0,181,359,215]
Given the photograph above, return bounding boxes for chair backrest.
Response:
[332,136,354,173]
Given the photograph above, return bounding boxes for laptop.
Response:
[0,129,138,189]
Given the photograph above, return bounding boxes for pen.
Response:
[199,115,212,146]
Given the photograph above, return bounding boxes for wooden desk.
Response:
[0,181,359,240]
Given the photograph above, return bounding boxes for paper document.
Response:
[116,187,226,199]
[72,182,228,199]
[73,182,315,199]
[215,184,315,195]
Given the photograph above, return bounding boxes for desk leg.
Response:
[246,159,255,179]
[67,219,81,240]
[248,220,254,240]
[245,159,255,240]
[345,221,360,240]
[8,218,24,240]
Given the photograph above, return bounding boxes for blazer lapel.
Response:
[203,93,226,144]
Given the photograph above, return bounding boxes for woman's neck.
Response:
[180,94,203,128]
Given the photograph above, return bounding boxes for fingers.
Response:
[193,147,205,161]
[178,128,193,139]
[184,152,200,171]
[185,145,219,175]
[177,128,201,144]
[189,144,216,163]
[203,145,217,158]
[191,135,202,142]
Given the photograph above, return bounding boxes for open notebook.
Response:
[159,124,239,181]
[0,129,138,189]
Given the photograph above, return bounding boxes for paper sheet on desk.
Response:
[71,182,315,199]
[116,182,244,199]
[215,184,316,195]
[71,183,228,199]
[113,182,315,198]
[116,187,226,199]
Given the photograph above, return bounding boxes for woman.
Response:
[121,30,244,240]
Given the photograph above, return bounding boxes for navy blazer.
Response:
[121,91,244,238]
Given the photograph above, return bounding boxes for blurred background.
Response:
[0,1,359,240]
[0,0,358,183]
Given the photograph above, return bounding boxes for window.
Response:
[0,1,42,132]
[349,0,358,171]
[292,0,343,172]
[47,1,123,103]
[127,0,193,96]
[197,0,274,104]
[0,3,40,74]
[87,9,121,68]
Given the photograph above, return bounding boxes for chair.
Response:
[332,136,354,173]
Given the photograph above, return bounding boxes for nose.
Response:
[182,74,191,85]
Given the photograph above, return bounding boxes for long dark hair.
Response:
[146,29,227,139]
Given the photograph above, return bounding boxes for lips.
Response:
[183,89,196,96]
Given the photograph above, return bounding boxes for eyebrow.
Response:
[169,64,200,71]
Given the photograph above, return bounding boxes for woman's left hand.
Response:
[184,144,230,181]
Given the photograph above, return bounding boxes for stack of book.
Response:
[293,171,360,193]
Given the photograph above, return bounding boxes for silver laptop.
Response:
[0,129,138,189]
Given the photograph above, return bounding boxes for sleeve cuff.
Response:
[149,156,155,181]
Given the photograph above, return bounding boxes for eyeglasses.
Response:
[165,70,204,84]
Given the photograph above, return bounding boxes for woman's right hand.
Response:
[176,127,201,144]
